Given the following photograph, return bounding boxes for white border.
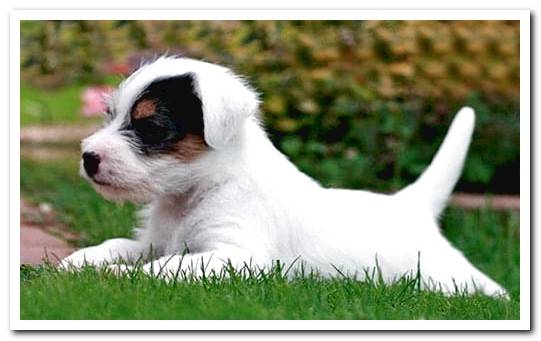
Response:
[518,13,531,332]
[10,9,530,20]
[10,9,531,331]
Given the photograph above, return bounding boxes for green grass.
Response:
[20,155,520,320]
[21,79,121,127]
[21,84,91,127]
[20,262,518,320]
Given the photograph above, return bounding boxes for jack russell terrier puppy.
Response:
[61,56,507,298]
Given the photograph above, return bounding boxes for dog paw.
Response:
[59,252,95,271]
[58,246,114,270]
[106,264,134,276]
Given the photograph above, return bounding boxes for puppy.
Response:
[61,56,507,297]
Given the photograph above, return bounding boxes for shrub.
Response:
[20,20,520,193]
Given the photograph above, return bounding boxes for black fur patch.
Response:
[122,74,205,154]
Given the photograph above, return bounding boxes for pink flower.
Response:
[81,86,113,117]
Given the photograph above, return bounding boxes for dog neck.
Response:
[154,118,321,211]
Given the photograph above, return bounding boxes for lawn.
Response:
[19,155,520,320]
[20,263,518,320]
[21,80,118,127]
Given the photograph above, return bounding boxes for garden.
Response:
[19,20,520,320]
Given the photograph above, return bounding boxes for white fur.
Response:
[62,57,507,298]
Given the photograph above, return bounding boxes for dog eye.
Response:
[132,117,182,147]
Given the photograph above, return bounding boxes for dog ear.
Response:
[194,69,259,149]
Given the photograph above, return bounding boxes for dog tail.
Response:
[397,107,476,218]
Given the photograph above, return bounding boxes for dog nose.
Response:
[82,151,101,178]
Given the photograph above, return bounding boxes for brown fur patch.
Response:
[132,99,157,120]
[172,134,208,161]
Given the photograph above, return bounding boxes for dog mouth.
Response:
[92,178,111,186]
[91,178,127,191]
[91,177,151,204]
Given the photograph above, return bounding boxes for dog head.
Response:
[80,57,260,202]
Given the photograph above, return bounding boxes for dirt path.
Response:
[21,124,97,144]
[451,193,520,211]
[20,199,76,265]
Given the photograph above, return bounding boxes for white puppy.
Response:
[61,56,507,297]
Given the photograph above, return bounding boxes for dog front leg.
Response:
[125,248,255,279]
[60,238,153,270]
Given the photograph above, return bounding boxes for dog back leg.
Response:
[418,242,509,298]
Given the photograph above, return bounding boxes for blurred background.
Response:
[20,20,520,194]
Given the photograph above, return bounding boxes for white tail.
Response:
[398,107,476,217]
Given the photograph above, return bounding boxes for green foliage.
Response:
[20,20,520,192]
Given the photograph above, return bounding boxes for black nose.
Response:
[82,152,101,178]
